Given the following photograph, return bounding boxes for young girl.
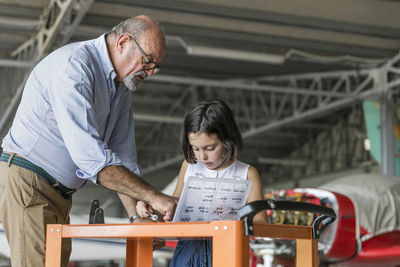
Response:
[138,99,268,266]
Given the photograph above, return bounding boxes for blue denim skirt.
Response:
[170,239,212,267]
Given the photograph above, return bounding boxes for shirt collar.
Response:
[94,33,116,81]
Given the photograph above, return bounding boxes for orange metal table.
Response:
[45,221,317,267]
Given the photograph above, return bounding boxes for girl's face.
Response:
[188,132,228,171]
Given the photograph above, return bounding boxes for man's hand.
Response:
[132,217,154,223]
[136,200,154,218]
[98,165,178,221]
[148,193,178,221]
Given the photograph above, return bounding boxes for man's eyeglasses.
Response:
[126,34,161,74]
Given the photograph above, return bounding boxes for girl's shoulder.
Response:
[247,165,261,182]
[221,160,250,180]
[183,160,205,181]
[234,159,250,169]
[231,160,260,181]
[231,160,251,175]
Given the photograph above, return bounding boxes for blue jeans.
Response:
[170,239,212,267]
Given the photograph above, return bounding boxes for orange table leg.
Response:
[126,238,153,267]
[213,223,250,267]
[45,224,63,267]
[296,238,318,267]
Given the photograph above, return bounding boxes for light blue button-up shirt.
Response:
[2,34,140,189]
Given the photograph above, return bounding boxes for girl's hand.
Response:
[136,200,154,217]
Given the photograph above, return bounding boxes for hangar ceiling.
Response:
[0,0,399,194]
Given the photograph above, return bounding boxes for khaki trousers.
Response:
[0,160,72,267]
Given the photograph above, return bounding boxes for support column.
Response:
[212,222,249,267]
[296,238,318,267]
[378,68,395,175]
[45,224,63,267]
[126,238,153,267]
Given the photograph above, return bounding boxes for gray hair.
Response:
[109,17,158,42]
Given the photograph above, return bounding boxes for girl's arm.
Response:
[246,166,269,224]
[172,160,189,198]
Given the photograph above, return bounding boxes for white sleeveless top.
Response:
[184,159,250,183]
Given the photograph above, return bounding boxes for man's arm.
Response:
[118,193,156,223]
[118,192,137,218]
[98,165,177,221]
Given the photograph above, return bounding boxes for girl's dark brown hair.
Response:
[181,99,243,164]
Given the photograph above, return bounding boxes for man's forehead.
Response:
[141,33,165,61]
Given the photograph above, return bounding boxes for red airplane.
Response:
[261,173,400,267]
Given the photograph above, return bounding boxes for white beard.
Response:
[123,70,148,92]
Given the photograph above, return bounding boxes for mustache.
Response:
[135,70,148,79]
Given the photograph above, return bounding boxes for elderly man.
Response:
[0,15,176,267]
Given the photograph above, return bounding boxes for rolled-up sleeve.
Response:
[47,56,124,182]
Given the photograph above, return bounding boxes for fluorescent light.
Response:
[186,45,285,64]
[257,157,307,166]
[167,35,285,64]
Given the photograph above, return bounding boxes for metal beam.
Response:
[134,113,183,124]
[0,0,94,136]
[0,59,33,68]
[141,87,378,174]
[258,157,307,166]
[141,155,184,175]
[257,68,377,81]
[378,67,396,175]
[90,2,400,51]
[135,52,400,174]
[241,89,377,139]
[140,59,398,173]
[149,74,349,97]
[0,16,40,30]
